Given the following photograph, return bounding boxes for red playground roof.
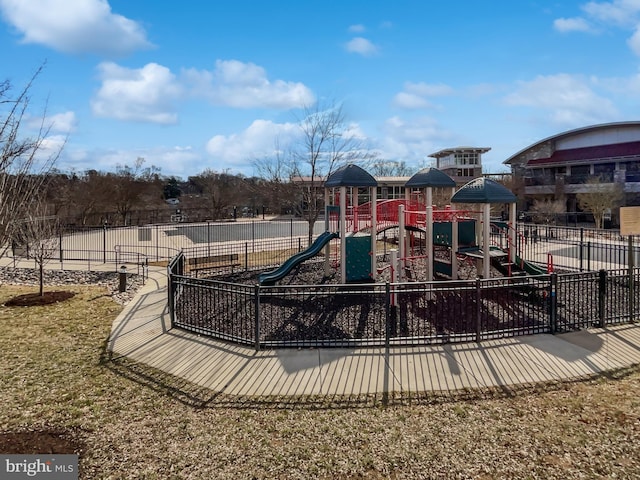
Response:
[528,141,640,166]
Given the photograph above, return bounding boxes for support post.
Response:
[324,190,331,277]
[398,204,405,282]
[483,203,491,279]
[426,187,433,282]
[452,215,459,280]
[508,202,516,264]
[340,186,347,283]
[371,187,377,280]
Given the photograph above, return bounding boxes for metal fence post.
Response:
[475,277,482,343]
[550,273,557,334]
[628,236,635,323]
[254,284,261,351]
[579,228,584,272]
[103,222,107,263]
[385,282,391,349]
[598,269,607,327]
[245,242,249,271]
[167,266,175,327]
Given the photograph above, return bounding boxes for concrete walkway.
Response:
[107,269,640,398]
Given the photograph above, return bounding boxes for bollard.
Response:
[119,265,127,293]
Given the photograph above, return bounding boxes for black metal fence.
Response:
[7,219,324,271]
[507,224,640,272]
[168,257,640,349]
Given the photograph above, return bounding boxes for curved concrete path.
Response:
[107,269,640,398]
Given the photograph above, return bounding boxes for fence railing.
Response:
[169,266,640,349]
[6,219,325,272]
[493,224,640,272]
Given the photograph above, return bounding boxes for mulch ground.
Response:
[3,290,76,307]
[0,430,82,454]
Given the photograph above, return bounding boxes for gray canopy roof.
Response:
[405,167,456,188]
[451,177,516,204]
[325,164,378,187]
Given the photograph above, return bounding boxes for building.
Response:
[429,146,491,186]
[504,121,640,222]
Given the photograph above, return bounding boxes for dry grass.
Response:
[1,284,639,479]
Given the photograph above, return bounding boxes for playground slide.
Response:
[258,231,339,286]
[515,254,547,275]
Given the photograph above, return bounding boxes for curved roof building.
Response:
[504,121,640,214]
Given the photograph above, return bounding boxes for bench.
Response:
[188,254,241,277]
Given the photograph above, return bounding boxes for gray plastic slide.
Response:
[258,231,338,285]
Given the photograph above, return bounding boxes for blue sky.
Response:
[2,0,640,179]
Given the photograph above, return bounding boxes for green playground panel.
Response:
[432,220,476,247]
[345,235,372,282]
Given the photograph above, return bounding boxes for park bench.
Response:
[188,253,241,277]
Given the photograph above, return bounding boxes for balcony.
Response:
[524,175,555,186]
[626,172,640,182]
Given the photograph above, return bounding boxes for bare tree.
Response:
[576,176,624,229]
[368,159,413,177]
[189,169,244,220]
[103,158,162,225]
[253,143,298,215]
[0,66,62,252]
[14,203,60,296]
[530,197,566,225]
[290,101,373,244]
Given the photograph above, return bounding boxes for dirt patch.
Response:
[0,430,82,454]
[4,291,76,307]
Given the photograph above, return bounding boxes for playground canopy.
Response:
[450,177,516,204]
[405,167,456,188]
[325,164,378,187]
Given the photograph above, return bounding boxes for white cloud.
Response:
[206,119,300,167]
[553,17,593,32]
[348,24,365,33]
[345,37,378,56]
[372,116,454,164]
[504,73,618,126]
[392,82,453,109]
[382,116,452,144]
[48,111,77,133]
[60,145,202,178]
[582,0,640,26]
[393,92,433,109]
[26,111,76,134]
[555,1,640,55]
[91,62,183,124]
[184,59,315,109]
[628,23,640,54]
[0,0,152,56]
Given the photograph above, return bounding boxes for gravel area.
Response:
[0,267,144,305]
[175,261,552,346]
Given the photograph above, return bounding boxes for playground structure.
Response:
[259,164,531,286]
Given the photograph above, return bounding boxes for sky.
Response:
[2,0,640,180]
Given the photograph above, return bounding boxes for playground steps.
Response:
[459,246,529,277]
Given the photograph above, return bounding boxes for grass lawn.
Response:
[1,283,639,479]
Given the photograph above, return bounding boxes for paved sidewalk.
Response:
[106,269,640,398]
